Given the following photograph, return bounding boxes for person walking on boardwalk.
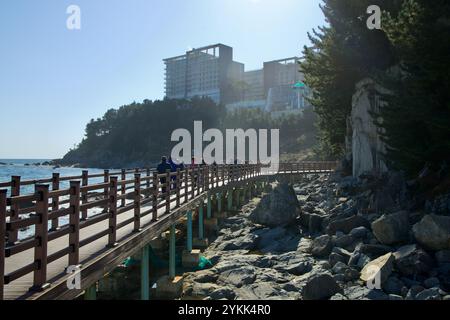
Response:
[157,156,172,196]
[168,156,177,190]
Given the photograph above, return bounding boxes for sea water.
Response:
[0,159,113,240]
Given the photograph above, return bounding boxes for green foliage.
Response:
[301,0,449,176]
[62,98,317,168]
[375,0,450,174]
[301,0,397,159]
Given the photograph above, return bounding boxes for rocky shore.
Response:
[182,172,450,300]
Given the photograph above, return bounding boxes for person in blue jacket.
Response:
[157,156,172,195]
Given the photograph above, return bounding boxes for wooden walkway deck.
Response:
[0,162,338,300]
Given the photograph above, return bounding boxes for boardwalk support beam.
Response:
[141,245,150,300]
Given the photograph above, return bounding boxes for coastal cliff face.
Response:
[181,174,450,300]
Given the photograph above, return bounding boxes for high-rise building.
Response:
[164,44,311,113]
[164,44,244,105]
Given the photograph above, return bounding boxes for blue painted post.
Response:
[217,192,222,213]
[227,189,233,211]
[198,206,204,240]
[169,224,176,279]
[207,193,212,219]
[141,245,150,300]
[84,283,97,300]
[187,211,193,252]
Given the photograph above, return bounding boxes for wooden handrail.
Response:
[0,161,338,299]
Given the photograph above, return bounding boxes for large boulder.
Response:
[360,252,394,285]
[393,244,434,277]
[249,183,299,227]
[412,214,450,251]
[311,235,333,258]
[326,215,370,235]
[371,211,410,245]
[301,273,342,300]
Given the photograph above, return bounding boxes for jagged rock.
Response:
[249,183,300,227]
[218,267,257,288]
[330,293,348,300]
[360,253,394,284]
[358,244,393,257]
[344,285,389,300]
[300,213,323,233]
[301,273,342,300]
[371,211,410,245]
[329,253,347,267]
[235,283,295,300]
[331,262,348,275]
[388,294,403,300]
[436,250,450,263]
[350,226,369,239]
[210,287,236,300]
[415,287,441,300]
[393,244,434,277]
[192,270,218,283]
[326,215,370,235]
[413,214,450,250]
[382,276,405,295]
[423,277,440,289]
[333,234,354,249]
[311,235,332,257]
[357,254,372,269]
[405,285,425,300]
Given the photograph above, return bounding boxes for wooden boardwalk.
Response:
[0,162,338,300]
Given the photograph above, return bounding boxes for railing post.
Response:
[31,184,50,291]
[152,172,158,221]
[165,170,171,214]
[221,165,225,186]
[146,168,151,197]
[0,190,6,300]
[169,224,176,279]
[8,176,20,245]
[69,181,80,266]
[134,173,141,232]
[184,167,189,202]
[50,173,60,231]
[198,206,204,240]
[121,169,126,207]
[141,245,149,300]
[186,211,192,252]
[81,170,88,220]
[108,177,118,247]
[191,168,195,199]
[176,169,181,208]
[103,170,110,213]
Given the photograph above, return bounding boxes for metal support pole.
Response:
[198,206,204,240]
[227,189,233,211]
[217,192,222,213]
[141,245,150,300]
[84,283,97,300]
[207,193,212,219]
[169,224,176,279]
[186,211,192,252]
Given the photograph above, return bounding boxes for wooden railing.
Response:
[0,161,338,299]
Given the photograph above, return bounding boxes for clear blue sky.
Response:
[0,0,326,159]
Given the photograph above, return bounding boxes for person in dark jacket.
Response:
[168,156,177,190]
[157,156,172,195]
